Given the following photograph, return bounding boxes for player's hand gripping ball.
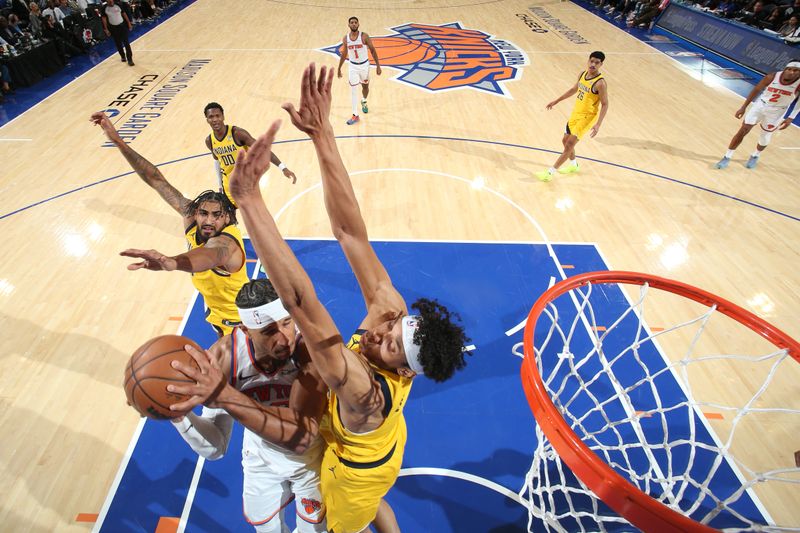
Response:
[123,335,202,419]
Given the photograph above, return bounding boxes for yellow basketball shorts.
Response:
[205,308,240,338]
[320,440,405,533]
[566,112,599,140]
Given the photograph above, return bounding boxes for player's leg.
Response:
[361,80,370,114]
[553,135,578,169]
[347,65,362,125]
[369,499,400,533]
[717,105,761,168]
[243,449,293,533]
[290,459,327,533]
[536,129,580,182]
[746,124,777,169]
[715,123,754,168]
[360,63,371,114]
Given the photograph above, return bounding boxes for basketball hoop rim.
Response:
[520,270,800,533]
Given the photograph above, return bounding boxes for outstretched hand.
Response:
[120,248,178,271]
[90,111,121,142]
[282,62,335,137]
[168,344,227,412]
[229,120,282,202]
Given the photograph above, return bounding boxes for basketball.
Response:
[123,335,203,420]
[372,37,438,65]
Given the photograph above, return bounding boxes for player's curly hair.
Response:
[203,102,224,116]
[185,190,237,225]
[412,298,471,383]
[236,278,279,308]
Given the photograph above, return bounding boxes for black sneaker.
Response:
[127,58,134,66]
[120,57,126,62]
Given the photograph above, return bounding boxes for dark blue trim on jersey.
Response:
[336,442,397,470]
[350,59,369,65]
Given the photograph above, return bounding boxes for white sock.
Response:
[548,167,556,174]
[569,158,577,166]
[351,86,359,116]
[751,150,761,158]
[725,149,735,158]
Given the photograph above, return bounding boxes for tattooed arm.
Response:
[91,112,192,223]
[120,232,244,273]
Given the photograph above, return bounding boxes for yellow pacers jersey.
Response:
[325,330,413,463]
[209,126,246,206]
[319,330,413,532]
[185,222,248,334]
[571,71,604,117]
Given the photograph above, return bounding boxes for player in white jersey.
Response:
[715,60,800,169]
[168,279,329,533]
[337,16,381,125]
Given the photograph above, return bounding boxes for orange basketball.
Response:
[123,335,202,420]
[373,37,438,66]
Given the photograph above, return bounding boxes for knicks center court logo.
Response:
[321,22,529,98]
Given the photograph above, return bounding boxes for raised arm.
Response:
[234,126,297,184]
[91,112,192,220]
[227,118,383,416]
[119,230,244,274]
[282,64,405,317]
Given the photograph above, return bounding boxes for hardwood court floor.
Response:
[0,0,797,530]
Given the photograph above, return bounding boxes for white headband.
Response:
[787,62,800,69]
[238,299,290,329]
[401,315,424,375]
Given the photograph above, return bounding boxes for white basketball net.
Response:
[519,279,800,532]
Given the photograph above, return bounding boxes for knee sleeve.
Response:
[758,129,774,147]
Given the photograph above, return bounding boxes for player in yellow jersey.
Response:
[536,51,609,182]
[204,102,297,207]
[225,64,470,533]
[91,111,247,338]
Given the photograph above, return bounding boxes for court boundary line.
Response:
[92,290,199,532]
[398,467,528,506]
[3,135,797,222]
[0,0,199,131]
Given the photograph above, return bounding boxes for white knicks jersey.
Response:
[759,72,800,109]
[346,31,369,65]
[229,327,323,464]
[229,327,298,407]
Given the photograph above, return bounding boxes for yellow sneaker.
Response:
[535,170,554,182]
[559,162,579,174]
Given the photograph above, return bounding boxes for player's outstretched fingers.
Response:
[316,65,327,94]
[301,63,313,105]
[308,62,318,97]
[323,66,334,94]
